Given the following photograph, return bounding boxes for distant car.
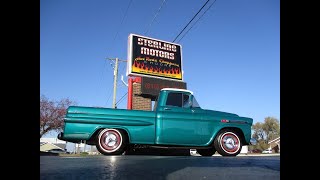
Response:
[47,149,69,154]
[190,149,198,156]
[262,149,272,154]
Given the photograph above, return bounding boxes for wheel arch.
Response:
[210,127,246,146]
[87,127,131,145]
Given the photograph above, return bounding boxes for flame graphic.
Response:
[132,61,182,79]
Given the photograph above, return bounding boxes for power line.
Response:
[177,0,217,43]
[144,0,167,35]
[116,92,128,107]
[111,0,133,48]
[103,0,133,107]
[95,59,108,102]
[105,88,113,106]
[172,0,211,42]
[104,0,133,57]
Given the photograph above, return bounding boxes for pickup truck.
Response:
[58,88,256,156]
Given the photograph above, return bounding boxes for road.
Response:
[40,154,280,180]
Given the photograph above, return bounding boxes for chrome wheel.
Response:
[220,132,240,154]
[97,129,124,154]
[214,129,242,156]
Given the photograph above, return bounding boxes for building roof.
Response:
[268,137,280,144]
[268,137,280,150]
[40,138,67,151]
[40,142,66,152]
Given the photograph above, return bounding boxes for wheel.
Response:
[96,128,127,155]
[197,148,216,156]
[214,129,242,156]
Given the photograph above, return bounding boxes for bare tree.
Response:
[40,95,75,138]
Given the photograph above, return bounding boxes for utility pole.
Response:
[106,58,127,109]
[112,58,119,109]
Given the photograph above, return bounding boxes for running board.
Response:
[148,145,212,150]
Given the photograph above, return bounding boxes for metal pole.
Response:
[127,77,133,109]
[112,58,119,108]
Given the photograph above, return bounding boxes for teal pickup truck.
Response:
[58,88,256,156]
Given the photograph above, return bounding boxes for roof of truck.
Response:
[160,88,193,94]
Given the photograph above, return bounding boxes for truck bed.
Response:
[62,106,156,144]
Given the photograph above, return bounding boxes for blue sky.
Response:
[40,0,279,140]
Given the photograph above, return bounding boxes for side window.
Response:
[183,94,191,108]
[166,92,182,107]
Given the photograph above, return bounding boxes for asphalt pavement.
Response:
[40,154,280,180]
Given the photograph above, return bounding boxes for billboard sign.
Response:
[127,34,183,81]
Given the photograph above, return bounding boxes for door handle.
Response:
[164,107,171,110]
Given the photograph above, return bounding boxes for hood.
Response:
[204,109,239,118]
[204,109,253,125]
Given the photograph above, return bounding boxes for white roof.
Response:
[160,88,193,94]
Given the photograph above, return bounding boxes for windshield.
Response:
[192,96,201,108]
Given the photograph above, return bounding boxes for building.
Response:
[268,137,280,153]
[40,137,100,154]
[40,138,67,152]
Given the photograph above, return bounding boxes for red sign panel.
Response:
[141,76,187,96]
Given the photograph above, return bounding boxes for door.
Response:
[158,92,206,146]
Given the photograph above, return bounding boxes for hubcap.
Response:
[221,132,240,153]
[104,132,118,147]
[99,129,122,152]
[224,138,236,149]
